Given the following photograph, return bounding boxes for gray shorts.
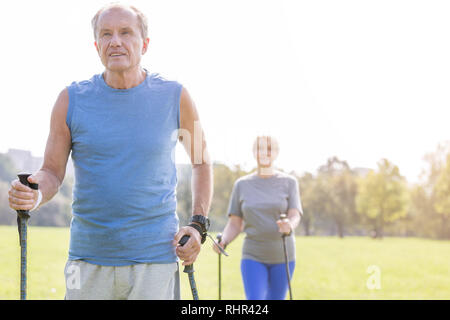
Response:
[64,260,180,300]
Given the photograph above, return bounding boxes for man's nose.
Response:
[110,33,122,46]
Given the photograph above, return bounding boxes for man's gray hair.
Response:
[91,3,149,40]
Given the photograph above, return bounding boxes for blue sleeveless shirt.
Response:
[66,71,182,266]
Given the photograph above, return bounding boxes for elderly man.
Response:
[8,3,212,300]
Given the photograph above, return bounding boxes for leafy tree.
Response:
[420,141,450,190]
[297,172,319,236]
[317,157,358,238]
[356,159,409,238]
[409,141,450,239]
[433,154,450,239]
[407,184,441,238]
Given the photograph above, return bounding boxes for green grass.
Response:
[0,225,449,300]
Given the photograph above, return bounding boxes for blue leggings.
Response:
[240,259,295,300]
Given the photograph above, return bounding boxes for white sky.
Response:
[0,0,449,182]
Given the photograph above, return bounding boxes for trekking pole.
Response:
[179,233,228,300]
[209,233,228,300]
[16,173,38,300]
[179,235,199,300]
[216,234,223,300]
[280,213,293,300]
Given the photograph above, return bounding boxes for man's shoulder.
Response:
[67,74,99,91]
[147,72,182,88]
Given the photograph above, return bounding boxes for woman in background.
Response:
[213,136,303,300]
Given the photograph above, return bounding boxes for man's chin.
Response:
[105,62,131,72]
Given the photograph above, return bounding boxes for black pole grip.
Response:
[280,213,291,237]
[18,173,39,190]
[178,235,194,273]
[178,234,199,299]
[16,173,38,218]
[179,234,190,247]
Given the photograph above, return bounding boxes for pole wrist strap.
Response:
[30,190,42,212]
[188,223,206,244]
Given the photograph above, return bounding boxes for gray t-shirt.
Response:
[227,170,303,264]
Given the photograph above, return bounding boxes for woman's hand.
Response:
[276,214,292,235]
[212,238,227,254]
[212,215,243,254]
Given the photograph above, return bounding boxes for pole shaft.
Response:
[216,233,224,300]
[218,254,221,300]
[180,235,199,300]
[16,173,37,301]
[282,235,293,300]
[188,273,199,300]
[20,218,28,300]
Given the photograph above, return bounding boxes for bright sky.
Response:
[0,0,449,182]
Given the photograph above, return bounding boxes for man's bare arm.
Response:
[172,87,213,265]
[179,87,213,216]
[9,88,72,211]
[37,88,72,205]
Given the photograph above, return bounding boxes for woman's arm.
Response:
[277,208,302,235]
[213,215,244,253]
[277,176,303,235]
[288,207,301,230]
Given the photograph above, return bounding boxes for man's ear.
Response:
[94,41,100,55]
[142,37,150,55]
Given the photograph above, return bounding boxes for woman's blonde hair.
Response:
[252,136,280,163]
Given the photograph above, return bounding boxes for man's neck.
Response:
[103,67,146,89]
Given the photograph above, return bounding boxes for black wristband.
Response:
[188,223,206,244]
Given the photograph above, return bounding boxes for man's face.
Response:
[94,7,148,72]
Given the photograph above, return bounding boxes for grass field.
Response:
[0,225,449,300]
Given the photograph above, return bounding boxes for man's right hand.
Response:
[8,175,39,212]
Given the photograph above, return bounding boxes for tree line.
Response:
[0,143,449,240]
